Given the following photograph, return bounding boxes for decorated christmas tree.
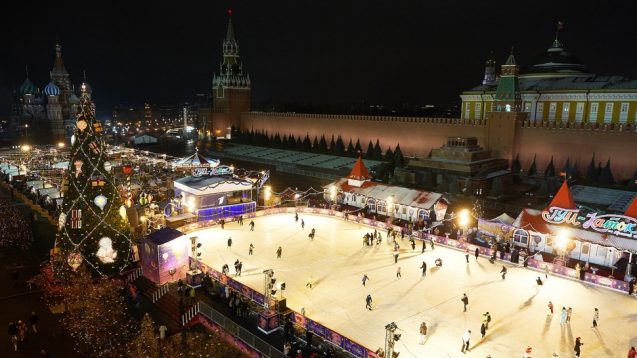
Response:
[55,86,132,276]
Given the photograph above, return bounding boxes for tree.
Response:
[394,144,405,167]
[303,134,312,151]
[126,314,160,358]
[373,139,382,160]
[295,136,303,151]
[328,135,336,155]
[384,147,394,164]
[527,154,537,177]
[312,136,319,151]
[162,329,249,357]
[599,159,614,184]
[365,140,374,159]
[544,156,556,177]
[510,154,521,174]
[586,153,597,181]
[60,270,135,357]
[346,139,355,157]
[335,136,345,156]
[354,139,362,155]
[273,133,282,148]
[56,90,132,276]
[318,135,328,153]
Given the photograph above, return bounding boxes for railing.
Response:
[126,267,143,282]
[195,301,288,358]
[151,284,170,303]
[181,302,200,326]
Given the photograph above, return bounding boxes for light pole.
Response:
[457,209,470,239]
[262,269,275,309]
[384,322,400,358]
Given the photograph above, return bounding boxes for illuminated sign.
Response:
[542,206,637,239]
[192,165,234,177]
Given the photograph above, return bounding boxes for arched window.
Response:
[377,200,386,213]
[513,229,529,246]
[366,199,376,212]
[418,209,429,221]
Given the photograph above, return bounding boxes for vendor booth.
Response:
[141,227,190,285]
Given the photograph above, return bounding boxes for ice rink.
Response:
[191,213,637,357]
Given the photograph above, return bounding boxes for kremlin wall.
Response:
[203,16,637,180]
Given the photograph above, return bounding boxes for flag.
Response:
[71,209,82,229]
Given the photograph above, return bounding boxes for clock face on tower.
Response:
[77,120,88,132]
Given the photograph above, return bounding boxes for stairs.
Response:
[136,277,186,327]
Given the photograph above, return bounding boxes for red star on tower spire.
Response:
[228,8,233,17]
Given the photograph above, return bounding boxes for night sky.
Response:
[3,0,637,118]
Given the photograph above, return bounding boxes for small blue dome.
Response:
[43,81,60,96]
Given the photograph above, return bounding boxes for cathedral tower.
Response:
[50,41,74,139]
[482,52,497,86]
[493,50,521,112]
[211,10,251,137]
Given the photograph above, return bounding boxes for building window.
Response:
[589,102,598,121]
[464,102,471,119]
[513,229,529,246]
[366,199,376,212]
[575,102,584,122]
[561,102,570,121]
[377,200,386,213]
[523,102,531,112]
[475,102,482,120]
[604,103,614,123]
[620,102,629,123]
[536,102,544,120]
[548,102,557,121]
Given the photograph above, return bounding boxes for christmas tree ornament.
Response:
[103,161,112,172]
[94,195,108,210]
[89,141,100,154]
[58,212,67,230]
[96,237,117,263]
[122,165,133,175]
[92,122,103,133]
[74,160,84,178]
[67,252,83,271]
[119,205,128,220]
[70,209,82,229]
[77,119,88,132]
[71,135,76,145]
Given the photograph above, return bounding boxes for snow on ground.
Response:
[192,213,637,357]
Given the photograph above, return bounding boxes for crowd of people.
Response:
[0,197,32,250]
[6,312,46,356]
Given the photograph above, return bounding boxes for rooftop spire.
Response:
[505,47,517,65]
[226,9,235,41]
[25,65,30,78]
[52,40,66,71]
[554,21,564,47]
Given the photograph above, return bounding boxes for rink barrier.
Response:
[181,206,631,293]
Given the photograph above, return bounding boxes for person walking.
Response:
[547,301,554,316]
[419,321,427,344]
[461,293,469,312]
[484,312,491,329]
[276,246,282,259]
[396,266,402,279]
[249,220,255,231]
[474,247,480,261]
[500,265,507,280]
[461,329,471,353]
[567,307,572,323]
[249,243,254,255]
[627,346,636,358]
[574,337,583,357]
[365,294,373,310]
[8,321,18,351]
[592,308,599,328]
[560,307,567,325]
[17,320,27,342]
[362,274,369,286]
[420,261,427,277]
[465,248,470,263]
[29,312,38,334]
[227,237,232,250]
[480,322,486,338]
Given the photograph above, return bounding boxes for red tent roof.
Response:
[547,180,576,210]
[624,197,637,219]
[348,155,370,181]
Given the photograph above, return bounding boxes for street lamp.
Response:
[20,144,31,152]
[556,229,570,260]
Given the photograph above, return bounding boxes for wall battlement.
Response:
[243,112,485,126]
[520,119,637,134]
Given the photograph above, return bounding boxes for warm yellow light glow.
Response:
[556,229,569,249]
[20,145,31,152]
[264,186,271,201]
[57,142,65,148]
[329,185,337,200]
[140,215,147,223]
[457,209,470,227]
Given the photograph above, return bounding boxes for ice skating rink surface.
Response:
[192,213,637,357]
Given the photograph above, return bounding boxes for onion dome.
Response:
[19,78,38,96]
[43,81,60,96]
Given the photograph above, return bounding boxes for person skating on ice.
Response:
[419,321,427,344]
[301,219,305,229]
[249,220,255,231]
[306,276,313,289]
[480,321,486,338]
[592,308,599,328]
[227,237,232,250]
[295,212,298,222]
[421,240,426,253]
[276,246,282,259]
[465,248,470,263]
[574,337,583,357]
[483,312,491,329]
[461,329,471,353]
[435,258,442,267]
[461,293,469,312]
[560,307,567,324]
[474,247,479,261]
[362,274,369,286]
[420,261,427,277]
[365,294,373,310]
[547,301,554,316]
[249,243,254,255]
[396,266,401,278]
[567,307,572,323]
[500,265,507,280]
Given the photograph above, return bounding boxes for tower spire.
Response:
[226,8,235,41]
[25,65,30,78]
[554,21,564,46]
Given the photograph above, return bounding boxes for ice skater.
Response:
[419,321,427,344]
[227,237,232,250]
[362,274,369,286]
[309,228,316,240]
[536,276,544,287]
[421,240,426,253]
[461,293,469,312]
[592,308,599,328]
[480,321,486,338]
[474,247,479,261]
[574,337,583,357]
[276,246,282,259]
[410,240,416,251]
[420,261,427,277]
[483,312,491,329]
[544,264,549,279]
[560,307,567,324]
[301,219,305,229]
[461,329,471,353]
[430,238,434,250]
[220,219,225,229]
[365,294,373,310]
[237,261,243,276]
[295,213,299,222]
[306,276,313,289]
[393,248,399,264]
[249,243,254,255]
[567,307,572,323]
[547,301,554,316]
[396,266,401,279]
[249,220,255,231]
[500,265,507,280]
[465,248,470,263]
